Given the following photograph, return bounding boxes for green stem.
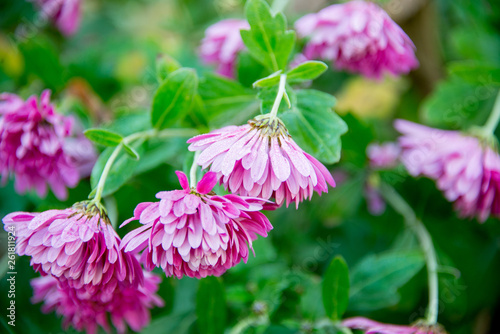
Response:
[189,151,200,188]
[90,128,199,204]
[269,74,287,119]
[482,90,500,136]
[380,183,439,325]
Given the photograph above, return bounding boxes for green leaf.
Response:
[253,70,282,88]
[348,249,425,311]
[18,37,66,91]
[287,61,328,82]
[156,54,182,82]
[123,142,140,160]
[90,140,145,197]
[448,61,500,86]
[421,77,496,129]
[322,256,350,321]
[196,277,226,334]
[237,52,269,87]
[151,68,198,129]
[199,74,259,127]
[84,129,123,147]
[280,90,347,164]
[241,0,295,72]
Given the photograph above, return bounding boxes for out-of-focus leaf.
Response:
[151,68,198,129]
[196,277,226,334]
[18,37,66,91]
[142,311,195,334]
[198,74,259,127]
[237,52,269,87]
[156,54,182,82]
[421,78,496,129]
[322,256,350,321]
[448,61,500,86]
[287,61,328,83]
[280,89,347,164]
[90,140,145,197]
[123,142,140,160]
[349,249,425,311]
[241,0,295,72]
[84,129,123,147]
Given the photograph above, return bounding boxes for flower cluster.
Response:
[31,272,163,334]
[198,1,418,81]
[295,0,418,78]
[395,119,500,222]
[0,91,96,200]
[3,202,163,333]
[121,171,273,278]
[32,0,82,36]
[188,115,336,208]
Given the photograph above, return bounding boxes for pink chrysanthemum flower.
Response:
[187,115,336,208]
[32,0,82,36]
[199,19,249,78]
[343,317,445,334]
[2,202,143,289]
[121,171,273,279]
[395,119,500,222]
[367,142,401,168]
[0,90,95,200]
[31,272,163,334]
[295,0,419,79]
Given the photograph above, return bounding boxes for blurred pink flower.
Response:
[31,272,163,334]
[295,0,418,79]
[188,115,336,208]
[0,90,95,200]
[121,171,273,279]
[199,19,249,78]
[364,183,386,215]
[2,202,143,289]
[33,0,82,36]
[343,317,441,334]
[395,119,500,222]
[367,142,401,168]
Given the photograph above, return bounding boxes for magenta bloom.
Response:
[343,317,442,334]
[2,202,143,289]
[187,115,336,208]
[295,0,418,78]
[31,272,163,334]
[395,119,500,222]
[0,90,95,200]
[199,19,249,78]
[367,142,401,168]
[121,171,273,278]
[32,0,82,36]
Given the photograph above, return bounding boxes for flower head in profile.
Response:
[199,19,249,78]
[31,272,163,334]
[121,171,273,279]
[187,115,336,208]
[343,317,446,334]
[0,90,96,200]
[2,201,143,289]
[32,0,82,36]
[395,119,500,222]
[295,0,419,78]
